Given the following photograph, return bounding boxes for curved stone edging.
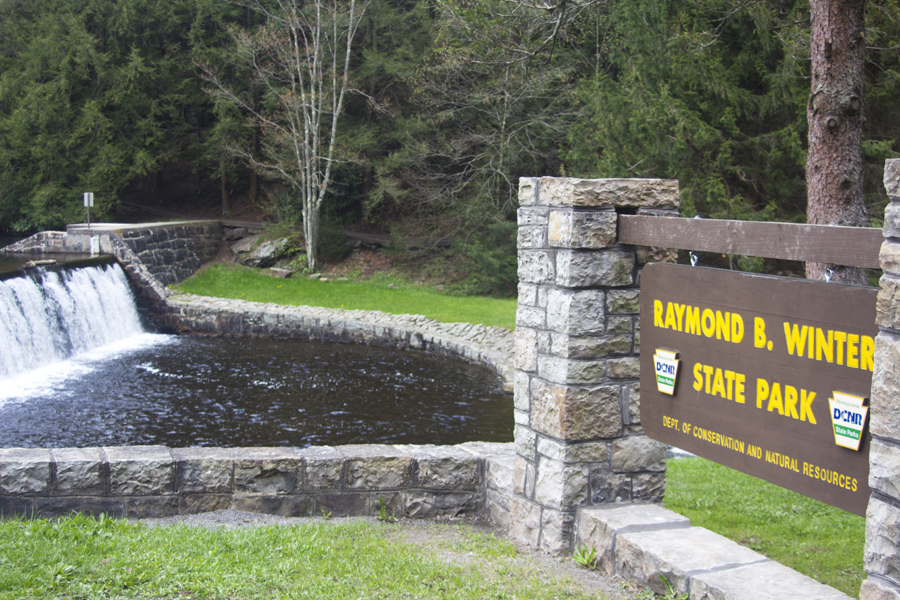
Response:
[0,443,516,521]
[160,293,515,392]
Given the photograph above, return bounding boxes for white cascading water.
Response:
[0,264,145,380]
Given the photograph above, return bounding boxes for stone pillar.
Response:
[511,177,678,553]
[862,159,900,600]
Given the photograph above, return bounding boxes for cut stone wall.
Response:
[862,159,900,600]
[0,443,514,520]
[509,177,679,553]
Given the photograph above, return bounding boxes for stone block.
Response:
[518,251,555,284]
[536,437,609,464]
[625,383,641,425]
[455,441,516,458]
[180,494,233,515]
[506,494,542,547]
[315,493,368,517]
[882,242,900,276]
[0,496,34,517]
[106,446,174,496]
[52,448,104,497]
[870,439,900,498]
[540,508,576,554]
[607,290,640,314]
[0,448,52,495]
[887,160,900,199]
[531,379,623,440]
[515,424,537,460]
[546,288,605,336]
[550,333,632,358]
[234,495,312,517]
[517,206,549,226]
[515,327,538,371]
[608,357,640,379]
[632,473,666,501]
[533,457,588,510]
[548,210,617,249]
[517,226,547,249]
[518,177,539,206]
[866,498,900,581]
[871,333,900,438]
[861,579,900,600]
[172,447,234,494]
[537,356,607,385]
[574,504,691,575]
[539,178,679,208]
[398,445,478,490]
[884,203,900,239]
[486,454,515,492]
[404,491,480,518]
[345,453,412,490]
[613,436,666,472]
[516,304,546,329]
[514,371,530,411]
[690,560,852,600]
[234,449,303,495]
[556,250,635,288]
[34,497,123,519]
[878,276,900,330]
[617,527,767,596]
[518,282,538,306]
[589,471,632,503]
[486,488,513,528]
[607,316,633,334]
[636,246,679,265]
[123,496,180,519]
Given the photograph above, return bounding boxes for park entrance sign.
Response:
[640,263,877,516]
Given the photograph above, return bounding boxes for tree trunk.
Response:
[806,0,869,285]
[221,167,231,215]
[249,128,259,203]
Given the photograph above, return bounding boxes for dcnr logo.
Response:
[833,408,864,426]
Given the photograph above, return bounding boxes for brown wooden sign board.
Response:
[640,263,877,516]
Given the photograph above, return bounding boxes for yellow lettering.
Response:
[835,331,847,365]
[847,333,859,369]
[801,390,817,424]
[654,300,663,328]
[754,318,767,348]
[767,382,784,415]
[816,328,833,363]
[712,368,726,398]
[664,302,676,330]
[735,374,745,403]
[693,362,703,391]
[784,323,808,357]
[862,335,875,371]
[784,385,799,419]
[715,311,730,341]
[731,314,744,344]
[724,370,735,400]
[703,364,714,394]
[756,378,769,409]
[701,309,715,338]
[674,303,686,331]
[686,306,701,335]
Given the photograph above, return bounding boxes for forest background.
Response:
[2,0,899,295]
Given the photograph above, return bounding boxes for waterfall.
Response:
[0,264,145,380]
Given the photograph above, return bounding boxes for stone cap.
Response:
[519,177,679,209]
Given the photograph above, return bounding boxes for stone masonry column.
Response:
[511,177,679,553]
[862,159,900,600]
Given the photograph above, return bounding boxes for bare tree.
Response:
[806,0,869,284]
[205,0,367,271]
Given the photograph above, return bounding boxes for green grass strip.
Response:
[174,265,517,331]
[0,515,608,599]
[665,457,865,597]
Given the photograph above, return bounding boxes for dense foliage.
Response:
[2,0,899,292]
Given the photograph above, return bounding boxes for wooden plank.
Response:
[618,215,884,269]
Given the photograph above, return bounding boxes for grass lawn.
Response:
[665,457,865,597]
[0,515,625,600]
[174,264,518,331]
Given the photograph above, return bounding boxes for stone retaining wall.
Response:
[0,443,515,521]
[160,293,515,391]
